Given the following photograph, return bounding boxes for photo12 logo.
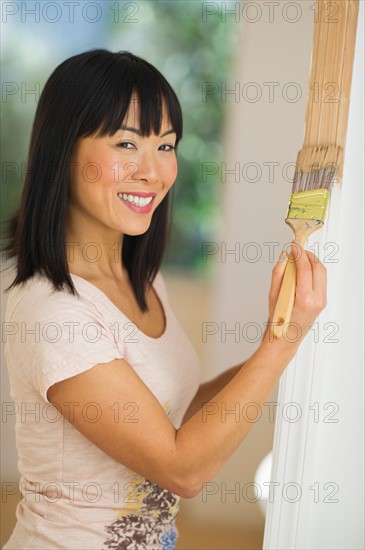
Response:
[201,2,340,25]
[1,1,139,25]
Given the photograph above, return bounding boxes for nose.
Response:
[129,149,159,185]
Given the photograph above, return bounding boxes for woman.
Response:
[2,49,327,549]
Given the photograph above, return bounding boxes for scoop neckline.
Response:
[69,272,168,343]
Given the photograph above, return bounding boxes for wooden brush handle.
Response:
[272,220,323,340]
[271,256,297,340]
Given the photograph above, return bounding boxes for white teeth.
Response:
[117,193,153,207]
[140,197,153,206]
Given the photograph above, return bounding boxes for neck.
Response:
[65,225,126,281]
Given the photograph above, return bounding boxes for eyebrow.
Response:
[119,125,176,138]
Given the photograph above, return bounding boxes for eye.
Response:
[159,144,176,152]
[117,141,135,149]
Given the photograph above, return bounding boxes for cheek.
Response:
[76,153,117,191]
[164,157,178,186]
[92,155,117,186]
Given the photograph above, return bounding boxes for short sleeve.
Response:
[6,279,124,403]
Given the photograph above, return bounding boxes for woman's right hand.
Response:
[263,240,327,351]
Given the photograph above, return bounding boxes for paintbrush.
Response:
[272,0,359,339]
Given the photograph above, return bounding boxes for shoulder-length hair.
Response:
[2,49,183,312]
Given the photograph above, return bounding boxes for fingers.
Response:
[267,240,328,344]
[269,241,327,316]
[306,250,327,309]
[291,240,327,312]
[291,240,313,294]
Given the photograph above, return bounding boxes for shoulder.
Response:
[5,272,97,325]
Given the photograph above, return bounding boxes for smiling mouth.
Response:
[117,192,155,207]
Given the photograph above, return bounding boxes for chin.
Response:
[124,224,151,237]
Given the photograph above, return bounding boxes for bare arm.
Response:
[182,363,243,423]
[48,242,326,498]
[181,255,286,423]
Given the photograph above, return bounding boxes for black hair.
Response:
[1,48,183,312]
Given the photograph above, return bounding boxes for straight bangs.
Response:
[76,52,183,144]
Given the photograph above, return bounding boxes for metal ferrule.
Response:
[286,189,331,222]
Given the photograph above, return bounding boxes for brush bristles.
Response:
[293,144,343,193]
[292,169,333,194]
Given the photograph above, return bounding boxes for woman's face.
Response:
[68,99,178,238]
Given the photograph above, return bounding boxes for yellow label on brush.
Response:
[286,189,330,222]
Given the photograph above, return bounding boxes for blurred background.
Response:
[1,1,342,548]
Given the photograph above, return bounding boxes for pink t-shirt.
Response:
[3,270,201,549]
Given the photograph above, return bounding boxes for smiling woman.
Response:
[67,99,177,250]
[4,49,183,312]
[1,49,327,550]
